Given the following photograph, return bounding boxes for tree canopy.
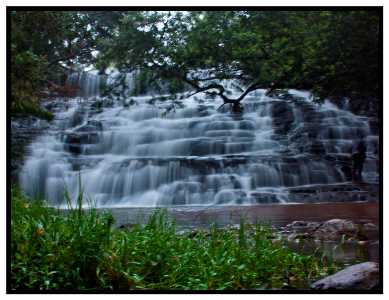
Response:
[10,11,119,117]
[10,10,381,117]
[96,11,380,108]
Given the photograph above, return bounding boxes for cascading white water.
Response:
[67,71,103,98]
[19,74,379,207]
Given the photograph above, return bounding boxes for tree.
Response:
[10,11,110,118]
[96,10,380,112]
[10,10,381,117]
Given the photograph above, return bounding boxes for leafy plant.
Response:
[98,10,380,112]
[11,186,339,291]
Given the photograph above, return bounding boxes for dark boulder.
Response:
[65,144,83,155]
[62,121,102,155]
[271,101,295,135]
[311,262,379,290]
[63,131,99,145]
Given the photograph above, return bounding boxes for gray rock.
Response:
[313,219,358,241]
[285,220,321,233]
[360,223,379,240]
[311,262,379,290]
[271,101,295,135]
[63,132,99,145]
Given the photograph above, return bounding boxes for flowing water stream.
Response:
[19,72,379,208]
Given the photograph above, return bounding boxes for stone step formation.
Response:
[18,74,379,207]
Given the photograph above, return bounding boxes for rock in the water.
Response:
[63,132,99,145]
[311,262,379,290]
[313,219,358,241]
[285,220,321,233]
[360,223,379,240]
[271,101,295,135]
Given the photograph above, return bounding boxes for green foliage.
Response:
[11,12,67,115]
[10,11,105,119]
[11,186,114,290]
[303,11,380,107]
[11,186,337,291]
[11,11,101,70]
[131,69,187,96]
[166,77,186,94]
[10,48,53,119]
[11,100,54,121]
[98,10,380,110]
[131,69,159,96]
[11,10,380,114]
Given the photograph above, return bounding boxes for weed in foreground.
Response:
[10,186,338,291]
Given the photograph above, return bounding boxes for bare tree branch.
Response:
[183,75,264,104]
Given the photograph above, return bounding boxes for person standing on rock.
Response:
[351,140,367,182]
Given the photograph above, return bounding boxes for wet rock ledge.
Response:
[11,116,50,182]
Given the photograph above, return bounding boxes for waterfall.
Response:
[67,71,105,98]
[19,87,379,207]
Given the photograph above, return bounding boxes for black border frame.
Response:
[6,6,384,294]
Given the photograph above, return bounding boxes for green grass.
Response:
[11,101,54,121]
[11,186,338,291]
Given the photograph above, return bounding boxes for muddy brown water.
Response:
[95,201,379,263]
[102,201,379,229]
